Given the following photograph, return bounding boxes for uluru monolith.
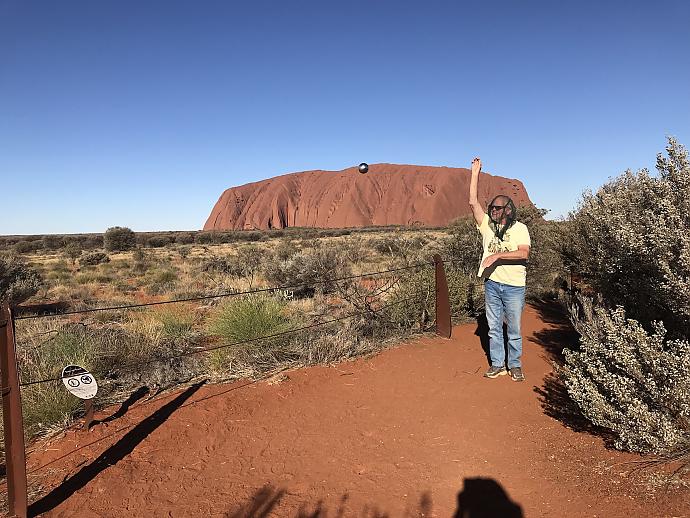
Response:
[204,163,534,230]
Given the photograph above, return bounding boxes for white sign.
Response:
[61,365,98,400]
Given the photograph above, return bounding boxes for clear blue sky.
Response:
[1,1,689,235]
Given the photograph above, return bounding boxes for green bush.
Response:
[63,242,82,264]
[42,235,66,251]
[104,226,136,252]
[0,254,43,306]
[566,137,690,337]
[205,295,294,371]
[176,232,195,245]
[262,246,352,296]
[18,323,100,436]
[386,265,481,332]
[517,205,565,298]
[145,268,178,295]
[13,240,41,254]
[146,236,172,248]
[441,218,483,275]
[79,251,110,266]
[274,239,300,261]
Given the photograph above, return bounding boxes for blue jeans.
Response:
[484,279,526,369]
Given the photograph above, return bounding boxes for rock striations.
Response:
[204,163,534,230]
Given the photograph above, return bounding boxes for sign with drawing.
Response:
[61,364,98,399]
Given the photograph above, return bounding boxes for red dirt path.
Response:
[26,306,689,517]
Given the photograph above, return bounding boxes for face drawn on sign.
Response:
[61,364,98,400]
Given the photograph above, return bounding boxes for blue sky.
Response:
[1,1,689,235]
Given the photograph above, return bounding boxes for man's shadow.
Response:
[475,312,509,366]
[453,477,523,518]
[29,381,205,517]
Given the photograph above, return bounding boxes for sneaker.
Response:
[483,366,507,378]
[510,367,525,382]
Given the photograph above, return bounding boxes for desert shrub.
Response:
[235,246,262,285]
[262,246,352,296]
[195,231,221,244]
[145,268,178,295]
[205,295,294,372]
[132,248,152,274]
[177,246,191,260]
[13,240,41,254]
[274,239,300,261]
[441,217,483,275]
[0,254,43,306]
[371,235,428,265]
[104,226,136,252]
[197,247,263,282]
[63,241,82,264]
[338,236,371,265]
[566,137,690,337]
[42,235,66,251]
[385,264,481,332]
[81,235,104,250]
[198,255,235,275]
[561,296,690,464]
[517,205,565,298]
[175,232,195,245]
[80,251,110,266]
[146,236,172,248]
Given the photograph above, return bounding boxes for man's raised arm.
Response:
[469,157,485,226]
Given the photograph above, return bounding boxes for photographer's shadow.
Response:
[454,477,523,518]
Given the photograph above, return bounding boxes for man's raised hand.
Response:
[471,157,482,175]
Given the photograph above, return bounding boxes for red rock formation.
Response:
[203,164,533,230]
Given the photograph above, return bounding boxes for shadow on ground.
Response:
[474,312,509,367]
[28,381,205,517]
[528,297,614,446]
[226,477,522,518]
[92,385,151,426]
[527,297,581,361]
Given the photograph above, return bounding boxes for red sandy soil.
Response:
[22,306,689,517]
[204,164,533,231]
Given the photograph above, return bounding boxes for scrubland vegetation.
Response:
[559,138,690,476]
[1,138,688,486]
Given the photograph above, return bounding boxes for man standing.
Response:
[468,157,531,381]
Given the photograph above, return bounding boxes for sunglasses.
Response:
[489,205,507,211]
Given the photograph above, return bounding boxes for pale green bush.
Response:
[562,297,690,460]
[567,137,690,337]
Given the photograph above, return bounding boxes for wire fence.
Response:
[2,255,456,516]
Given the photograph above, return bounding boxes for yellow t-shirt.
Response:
[477,214,531,287]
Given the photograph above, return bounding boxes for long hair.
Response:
[488,195,517,241]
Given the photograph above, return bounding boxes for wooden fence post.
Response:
[1,303,28,518]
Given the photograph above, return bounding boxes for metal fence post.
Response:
[1,303,28,518]
[433,255,451,338]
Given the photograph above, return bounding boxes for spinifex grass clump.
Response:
[149,303,197,341]
[205,295,295,373]
[18,322,99,437]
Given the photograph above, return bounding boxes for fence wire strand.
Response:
[17,294,423,388]
[14,261,433,321]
